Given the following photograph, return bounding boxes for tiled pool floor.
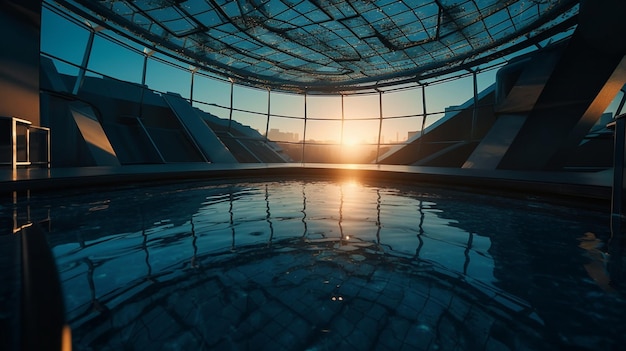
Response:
[69,239,549,351]
[7,178,625,350]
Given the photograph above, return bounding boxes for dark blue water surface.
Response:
[7,179,626,350]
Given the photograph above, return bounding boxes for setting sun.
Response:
[342,135,360,146]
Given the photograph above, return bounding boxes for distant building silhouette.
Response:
[268,128,299,142]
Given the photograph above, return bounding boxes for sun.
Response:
[342,135,360,146]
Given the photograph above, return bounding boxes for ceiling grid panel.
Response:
[50,0,579,92]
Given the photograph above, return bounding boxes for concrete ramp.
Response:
[103,116,165,164]
[497,19,626,170]
[463,48,561,169]
[378,85,495,166]
[462,114,526,169]
[69,102,121,166]
[163,93,237,163]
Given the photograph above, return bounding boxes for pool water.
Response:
[8,179,626,350]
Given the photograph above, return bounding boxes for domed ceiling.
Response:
[53,0,579,92]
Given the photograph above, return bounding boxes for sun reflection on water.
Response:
[6,179,621,350]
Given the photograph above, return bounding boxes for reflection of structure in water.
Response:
[68,237,549,350]
[7,180,618,349]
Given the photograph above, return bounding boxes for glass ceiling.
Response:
[53,0,579,92]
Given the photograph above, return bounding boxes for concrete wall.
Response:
[0,0,41,125]
[378,86,496,166]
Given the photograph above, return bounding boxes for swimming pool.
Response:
[8,178,626,350]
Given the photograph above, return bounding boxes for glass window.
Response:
[342,119,380,146]
[271,92,305,118]
[192,75,231,116]
[381,116,423,146]
[305,119,342,144]
[231,110,266,136]
[267,116,303,143]
[145,54,191,98]
[41,8,91,68]
[88,36,144,83]
[307,95,342,120]
[382,88,423,118]
[344,94,380,120]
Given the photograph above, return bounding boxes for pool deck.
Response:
[0,163,615,205]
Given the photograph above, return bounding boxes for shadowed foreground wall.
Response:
[0,0,41,125]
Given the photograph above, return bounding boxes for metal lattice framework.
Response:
[53,0,579,92]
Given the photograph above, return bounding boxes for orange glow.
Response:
[342,135,360,146]
[62,325,72,351]
[342,178,360,188]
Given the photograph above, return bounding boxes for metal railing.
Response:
[0,116,50,170]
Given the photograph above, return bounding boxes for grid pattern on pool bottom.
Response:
[69,240,544,351]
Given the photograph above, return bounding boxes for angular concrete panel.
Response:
[163,93,237,163]
[69,102,121,166]
[462,114,526,169]
[378,85,496,166]
[498,30,626,170]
